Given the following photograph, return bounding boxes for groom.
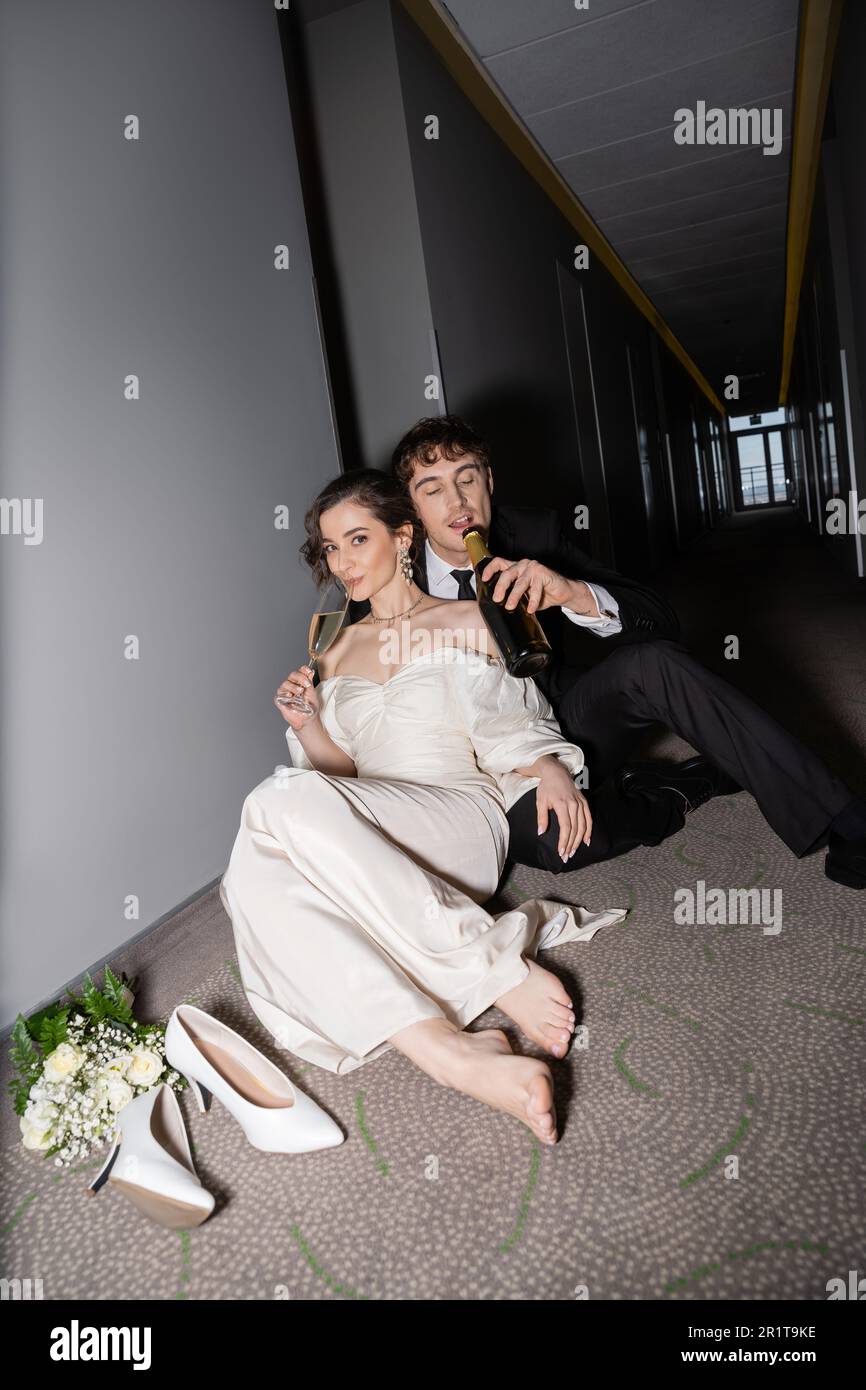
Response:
[349,414,866,889]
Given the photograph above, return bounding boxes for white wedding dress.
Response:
[219,645,626,1074]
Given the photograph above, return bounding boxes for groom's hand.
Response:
[480,556,597,615]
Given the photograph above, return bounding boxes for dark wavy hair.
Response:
[299,468,425,590]
[391,414,492,490]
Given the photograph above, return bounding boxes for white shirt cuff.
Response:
[561,582,622,635]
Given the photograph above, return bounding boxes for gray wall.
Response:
[831,0,866,446]
[0,0,340,1029]
[301,0,435,468]
[824,0,866,537]
[785,0,866,579]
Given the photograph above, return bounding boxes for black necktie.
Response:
[450,567,476,601]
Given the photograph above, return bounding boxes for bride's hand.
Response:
[536,762,592,860]
[274,665,321,730]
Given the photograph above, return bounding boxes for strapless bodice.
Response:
[283,645,585,817]
[317,651,505,794]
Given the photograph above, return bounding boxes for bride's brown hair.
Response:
[300,469,425,590]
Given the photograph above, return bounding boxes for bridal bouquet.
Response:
[8,965,184,1166]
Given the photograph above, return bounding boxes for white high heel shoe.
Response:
[164,1004,345,1154]
[87,1082,215,1229]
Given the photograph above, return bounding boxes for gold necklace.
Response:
[363,594,426,624]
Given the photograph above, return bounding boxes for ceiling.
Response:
[441,0,801,413]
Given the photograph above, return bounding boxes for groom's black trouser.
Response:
[506,770,687,877]
[506,638,852,874]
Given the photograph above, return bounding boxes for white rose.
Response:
[105,1077,134,1112]
[20,1098,58,1151]
[21,1119,55,1151]
[126,1047,163,1088]
[102,1053,131,1077]
[43,1042,85,1083]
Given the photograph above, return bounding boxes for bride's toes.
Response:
[526,1072,557,1144]
[537,1112,555,1139]
[548,977,573,1011]
[541,1021,572,1057]
[549,1002,576,1030]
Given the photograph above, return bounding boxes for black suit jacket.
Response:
[348,503,680,704]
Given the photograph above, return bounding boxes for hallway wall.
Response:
[785,0,866,581]
[300,0,436,469]
[0,0,341,1030]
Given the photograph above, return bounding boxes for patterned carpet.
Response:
[3,510,864,1299]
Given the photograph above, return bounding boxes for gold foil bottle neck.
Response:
[461,528,489,566]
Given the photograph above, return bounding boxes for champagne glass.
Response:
[276,574,354,715]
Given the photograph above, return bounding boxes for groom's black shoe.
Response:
[824,797,866,889]
[615,755,741,815]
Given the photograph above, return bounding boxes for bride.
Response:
[219,470,626,1147]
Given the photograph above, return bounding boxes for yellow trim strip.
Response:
[397,0,725,415]
[778,0,845,404]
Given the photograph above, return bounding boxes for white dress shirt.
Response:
[424,538,622,635]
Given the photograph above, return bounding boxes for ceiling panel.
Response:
[620,206,787,261]
[582,137,792,219]
[482,0,796,114]
[528,34,797,156]
[556,96,791,192]
[641,250,783,293]
[601,172,789,239]
[440,0,640,57]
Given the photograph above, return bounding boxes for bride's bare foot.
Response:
[495,956,576,1058]
[389,1018,560,1144]
[439,1027,559,1145]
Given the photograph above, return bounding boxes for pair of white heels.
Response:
[87,1004,344,1229]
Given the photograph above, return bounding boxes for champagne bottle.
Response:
[462,528,552,678]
